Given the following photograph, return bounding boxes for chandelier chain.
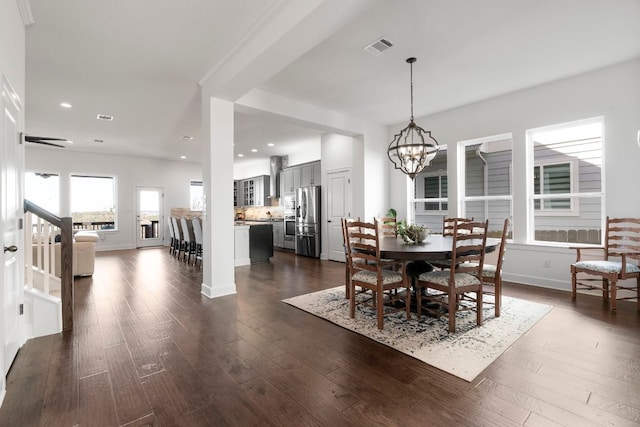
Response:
[409,60,414,121]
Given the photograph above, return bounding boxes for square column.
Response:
[201,96,236,298]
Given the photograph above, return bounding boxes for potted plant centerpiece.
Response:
[397,220,429,244]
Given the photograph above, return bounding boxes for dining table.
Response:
[344,234,501,300]
[379,234,501,261]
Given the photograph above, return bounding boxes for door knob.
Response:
[4,245,18,253]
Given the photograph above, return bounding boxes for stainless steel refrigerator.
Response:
[295,186,321,257]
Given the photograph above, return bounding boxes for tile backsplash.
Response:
[235,206,284,220]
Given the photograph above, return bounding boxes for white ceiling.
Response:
[24,0,640,166]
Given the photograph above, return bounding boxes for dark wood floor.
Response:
[1,248,639,426]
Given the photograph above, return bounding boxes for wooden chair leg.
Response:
[416,285,422,318]
[345,264,350,299]
[571,269,577,300]
[377,287,384,330]
[495,278,502,318]
[610,279,617,311]
[477,286,483,327]
[405,284,411,320]
[349,281,356,319]
[448,292,456,333]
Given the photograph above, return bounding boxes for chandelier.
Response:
[387,57,439,180]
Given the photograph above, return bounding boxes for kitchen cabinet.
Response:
[235,222,274,264]
[272,221,284,248]
[300,161,321,187]
[281,161,320,196]
[237,175,270,206]
[281,167,300,196]
[234,180,241,207]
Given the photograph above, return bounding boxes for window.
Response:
[25,172,60,215]
[423,174,448,211]
[70,175,116,230]
[527,118,603,245]
[411,147,447,231]
[459,134,513,237]
[533,162,572,211]
[190,180,203,210]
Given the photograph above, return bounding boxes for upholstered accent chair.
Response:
[570,217,640,311]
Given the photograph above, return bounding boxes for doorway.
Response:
[136,187,164,248]
[2,75,24,375]
[326,169,351,262]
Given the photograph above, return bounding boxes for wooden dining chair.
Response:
[378,216,397,237]
[570,217,640,311]
[480,218,509,317]
[429,216,476,270]
[416,219,488,333]
[442,217,475,236]
[343,218,411,330]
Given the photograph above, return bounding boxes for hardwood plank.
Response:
[78,371,118,426]
[104,343,153,425]
[40,346,78,426]
[76,324,107,379]
[239,377,320,426]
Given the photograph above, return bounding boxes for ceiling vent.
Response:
[96,114,114,121]
[93,139,104,143]
[363,37,393,56]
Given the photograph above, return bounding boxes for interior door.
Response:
[326,169,351,262]
[136,187,163,248]
[2,75,23,375]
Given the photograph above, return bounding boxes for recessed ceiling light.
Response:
[179,136,194,142]
[267,143,274,147]
[66,140,74,144]
[60,102,72,108]
[180,155,187,159]
[251,149,258,153]
[96,114,114,121]
[237,154,244,157]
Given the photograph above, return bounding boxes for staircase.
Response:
[23,200,74,338]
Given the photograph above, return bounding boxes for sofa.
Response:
[32,230,99,277]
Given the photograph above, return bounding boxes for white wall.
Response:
[0,1,26,99]
[25,147,202,251]
[389,59,640,291]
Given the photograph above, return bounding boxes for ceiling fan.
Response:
[22,133,68,148]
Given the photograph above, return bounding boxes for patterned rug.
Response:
[282,286,552,381]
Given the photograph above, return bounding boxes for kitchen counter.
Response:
[234,222,274,266]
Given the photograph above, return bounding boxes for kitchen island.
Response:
[234,221,274,266]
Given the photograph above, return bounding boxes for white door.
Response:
[1,75,23,374]
[136,187,163,248]
[326,169,351,262]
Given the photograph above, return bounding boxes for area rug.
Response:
[282,286,552,381]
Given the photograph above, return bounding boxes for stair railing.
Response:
[24,200,74,331]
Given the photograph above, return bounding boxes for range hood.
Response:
[268,156,283,199]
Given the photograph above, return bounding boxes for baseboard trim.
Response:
[201,282,236,299]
